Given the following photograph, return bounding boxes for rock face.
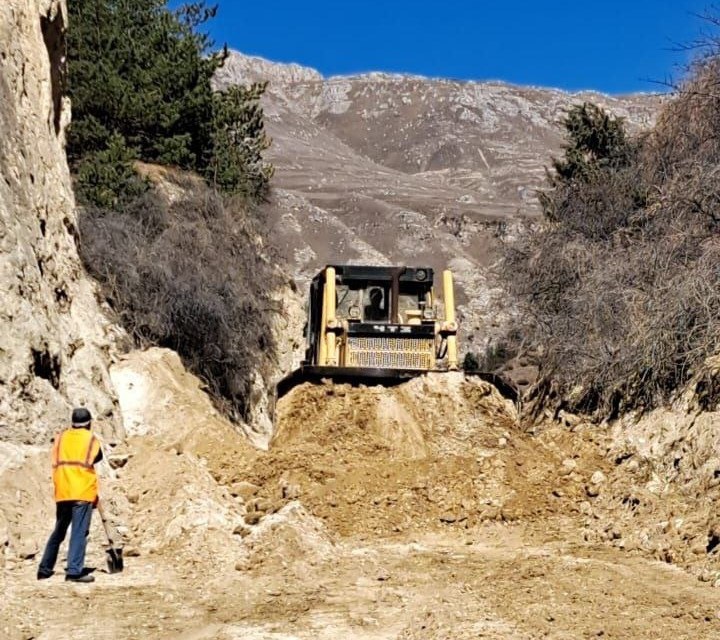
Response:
[584,356,720,576]
[0,1,120,444]
[216,51,662,348]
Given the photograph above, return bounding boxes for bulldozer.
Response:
[277,265,517,400]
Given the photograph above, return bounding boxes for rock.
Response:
[280,481,300,500]
[250,498,272,513]
[560,458,577,476]
[232,524,252,538]
[691,540,707,555]
[590,470,607,485]
[231,481,261,502]
[244,512,262,526]
[558,410,582,428]
[108,453,130,469]
[440,512,467,523]
[625,459,640,473]
[623,539,639,552]
[266,500,283,515]
[0,0,122,444]
[585,484,600,498]
[15,541,38,560]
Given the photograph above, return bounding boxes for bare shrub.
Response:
[78,178,281,422]
[503,61,720,416]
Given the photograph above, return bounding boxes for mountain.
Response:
[215,51,662,351]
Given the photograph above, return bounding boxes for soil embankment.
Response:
[3,361,720,639]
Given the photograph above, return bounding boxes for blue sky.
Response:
[201,0,710,93]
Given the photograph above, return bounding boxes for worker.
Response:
[364,287,387,321]
[37,407,103,583]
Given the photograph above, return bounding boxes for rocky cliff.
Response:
[0,0,120,446]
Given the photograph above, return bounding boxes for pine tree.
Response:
[550,102,631,183]
[67,0,272,205]
[206,84,274,199]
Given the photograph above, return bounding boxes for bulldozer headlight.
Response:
[422,307,435,320]
[415,269,428,281]
[349,305,361,319]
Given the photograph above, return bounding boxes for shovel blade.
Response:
[106,547,124,573]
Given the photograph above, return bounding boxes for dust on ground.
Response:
[2,356,720,639]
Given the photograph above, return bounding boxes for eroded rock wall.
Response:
[0,0,121,445]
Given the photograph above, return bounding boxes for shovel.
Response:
[97,500,124,573]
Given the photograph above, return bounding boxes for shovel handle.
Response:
[96,499,123,548]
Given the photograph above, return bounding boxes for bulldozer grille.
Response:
[345,336,435,370]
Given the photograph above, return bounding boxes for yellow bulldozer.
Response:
[277,265,517,400]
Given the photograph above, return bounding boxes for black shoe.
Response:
[37,570,53,580]
[65,573,95,583]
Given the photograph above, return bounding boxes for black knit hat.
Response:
[71,407,92,428]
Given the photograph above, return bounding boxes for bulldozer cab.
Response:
[334,281,430,325]
[303,266,453,368]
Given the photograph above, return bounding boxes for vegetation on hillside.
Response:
[67,0,273,206]
[68,1,280,422]
[79,176,280,422]
[504,47,720,416]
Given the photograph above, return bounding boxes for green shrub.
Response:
[74,134,148,208]
[205,84,274,199]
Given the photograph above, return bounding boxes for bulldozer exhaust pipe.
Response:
[443,270,458,370]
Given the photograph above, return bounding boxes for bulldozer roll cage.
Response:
[277,264,460,396]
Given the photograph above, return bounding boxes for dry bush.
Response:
[78,178,281,422]
[504,54,720,416]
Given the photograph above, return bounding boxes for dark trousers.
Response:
[38,500,93,577]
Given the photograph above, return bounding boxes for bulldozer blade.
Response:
[276,365,419,399]
[277,365,520,404]
[105,546,124,573]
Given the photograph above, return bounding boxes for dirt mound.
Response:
[237,502,335,576]
[106,347,343,575]
[204,373,605,539]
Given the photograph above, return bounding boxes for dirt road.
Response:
[3,522,719,639]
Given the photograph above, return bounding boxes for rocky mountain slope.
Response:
[216,51,661,350]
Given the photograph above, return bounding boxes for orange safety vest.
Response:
[51,428,101,503]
